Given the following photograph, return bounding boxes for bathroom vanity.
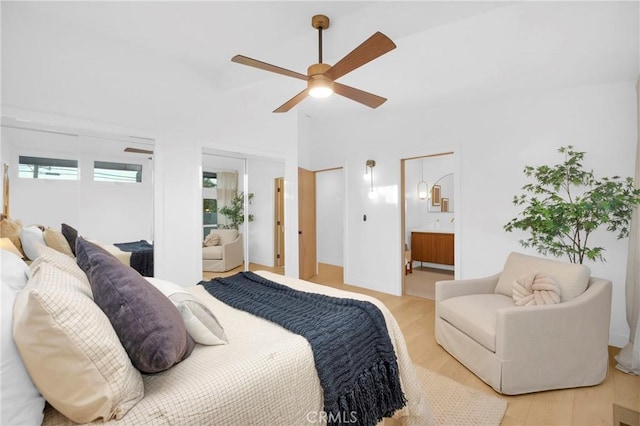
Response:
[410,230,454,266]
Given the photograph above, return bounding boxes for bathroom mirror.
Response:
[429,173,454,213]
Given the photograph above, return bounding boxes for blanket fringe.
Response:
[328,360,406,426]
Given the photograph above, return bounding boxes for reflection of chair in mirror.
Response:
[202,229,243,272]
[435,252,612,395]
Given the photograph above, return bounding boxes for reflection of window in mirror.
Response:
[19,156,79,180]
[93,161,142,183]
[202,172,218,238]
[203,171,217,188]
[203,198,218,239]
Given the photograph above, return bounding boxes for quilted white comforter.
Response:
[43,271,434,425]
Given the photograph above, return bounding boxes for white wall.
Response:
[246,158,284,267]
[316,168,345,267]
[307,82,638,347]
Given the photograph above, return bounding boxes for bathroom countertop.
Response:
[411,229,454,234]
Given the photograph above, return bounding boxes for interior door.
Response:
[298,167,316,279]
[274,177,285,267]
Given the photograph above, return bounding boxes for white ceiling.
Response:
[4,1,639,116]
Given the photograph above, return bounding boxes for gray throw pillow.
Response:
[76,238,195,373]
[61,223,78,256]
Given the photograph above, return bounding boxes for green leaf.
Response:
[504,146,640,263]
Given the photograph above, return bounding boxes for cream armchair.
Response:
[202,229,243,272]
[435,252,612,395]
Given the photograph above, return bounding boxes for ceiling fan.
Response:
[231,14,396,113]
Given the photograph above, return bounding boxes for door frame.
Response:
[400,151,458,295]
[273,177,285,268]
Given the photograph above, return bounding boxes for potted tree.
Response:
[504,146,640,264]
[218,192,254,230]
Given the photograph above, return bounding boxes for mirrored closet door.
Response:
[201,149,284,277]
[1,118,155,245]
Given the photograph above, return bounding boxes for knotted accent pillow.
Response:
[513,272,561,306]
[203,233,220,247]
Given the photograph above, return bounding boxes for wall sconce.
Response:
[365,160,377,199]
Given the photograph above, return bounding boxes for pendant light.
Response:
[417,159,428,200]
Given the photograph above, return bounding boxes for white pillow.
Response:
[13,262,144,423]
[29,245,92,298]
[1,250,45,426]
[145,277,228,346]
[19,226,46,261]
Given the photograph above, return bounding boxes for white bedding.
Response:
[43,271,434,425]
[87,240,132,266]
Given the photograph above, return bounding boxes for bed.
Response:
[97,240,154,277]
[40,269,433,425]
[3,235,434,426]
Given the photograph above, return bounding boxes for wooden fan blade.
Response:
[232,55,309,81]
[124,147,153,155]
[273,89,309,113]
[333,82,387,109]
[324,32,396,81]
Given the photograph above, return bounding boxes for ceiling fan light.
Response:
[308,78,334,98]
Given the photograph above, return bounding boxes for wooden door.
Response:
[274,177,285,267]
[298,168,317,279]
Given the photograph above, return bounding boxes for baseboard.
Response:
[610,333,629,349]
[613,404,639,426]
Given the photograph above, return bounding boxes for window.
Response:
[203,172,217,188]
[94,161,142,183]
[18,156,79,180]
[203,198,218,238]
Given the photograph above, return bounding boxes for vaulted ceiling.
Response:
[3,1,638,118]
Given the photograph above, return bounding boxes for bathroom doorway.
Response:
[401,152,457,298]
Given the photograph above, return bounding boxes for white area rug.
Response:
[414,365,507,425]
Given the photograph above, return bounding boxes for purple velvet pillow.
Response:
[76,238,195,373]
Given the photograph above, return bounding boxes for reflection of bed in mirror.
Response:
[93,238,154,277]
[3,215,155,276]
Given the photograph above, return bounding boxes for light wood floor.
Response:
[404,266,454,300]
[203,263,640,425]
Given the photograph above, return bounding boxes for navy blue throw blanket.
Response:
[200,271,406,426]
[114,240,154,277]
